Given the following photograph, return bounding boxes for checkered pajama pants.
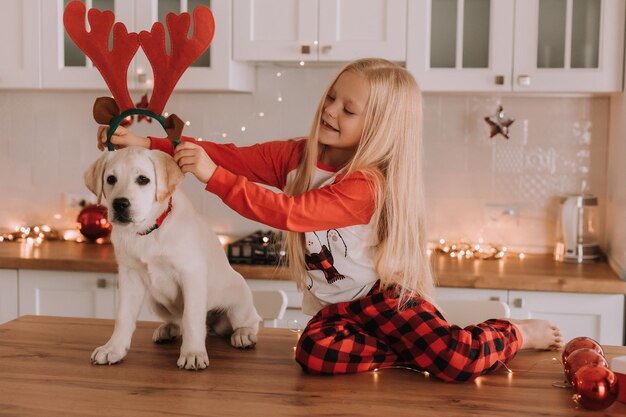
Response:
[295,284,523,382]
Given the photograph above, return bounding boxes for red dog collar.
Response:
[138,197,173,236]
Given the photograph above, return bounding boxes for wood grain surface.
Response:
[0,316,625,417]
[0,241,624,293]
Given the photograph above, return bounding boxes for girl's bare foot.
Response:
[509,319,563,350]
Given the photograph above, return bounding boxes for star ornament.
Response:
[484,105,515,139]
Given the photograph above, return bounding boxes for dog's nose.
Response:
[112,198,130,212]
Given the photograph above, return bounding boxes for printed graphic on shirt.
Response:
[305,230,348,286]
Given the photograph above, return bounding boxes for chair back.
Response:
[252,290,288,328]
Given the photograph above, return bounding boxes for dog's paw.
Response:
[153,323,181,344]
[231,327,258,349]
[177,350,209,370]
[91,344,127,365]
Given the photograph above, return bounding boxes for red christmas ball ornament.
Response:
[77,204,111,241]
[564,348,608,385]
[562,336,604,365]
[572,365,619,410]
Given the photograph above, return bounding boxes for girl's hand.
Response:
[173,141,217,183]
[97,125,150,151]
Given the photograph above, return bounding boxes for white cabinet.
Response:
[436,286,625,345]
[508,290,624,346]
[0,0,41,88]
[19,270,117,319]
[233,0,407,62]
[0,270,19,324]
[41,0,253,91]
[408,0,514,92]
[512,0,625,92]
[407,0,625,93]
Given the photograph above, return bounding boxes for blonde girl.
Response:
[99,58,562,382]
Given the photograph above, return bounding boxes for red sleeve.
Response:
[205,166,376,232]
[150,136,305,190]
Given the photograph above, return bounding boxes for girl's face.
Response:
[318,71,370,155]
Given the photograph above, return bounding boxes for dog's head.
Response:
[84,147,184,228]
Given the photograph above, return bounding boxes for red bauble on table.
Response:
[77,204,111,241]
[564,348,608,385]
[572,364,619,410]
[562,336,605,365]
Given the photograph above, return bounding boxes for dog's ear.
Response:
[84,152,112,204]
[149,151,184,203]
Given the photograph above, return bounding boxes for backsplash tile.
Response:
[0,65,609,253]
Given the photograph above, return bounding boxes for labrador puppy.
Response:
[84,146,261,370]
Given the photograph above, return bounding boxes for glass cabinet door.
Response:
[513,0,624,92]
[407,0,514,92]
[43,0,134,89]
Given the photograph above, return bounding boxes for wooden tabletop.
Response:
[0,241,624,293]
[0,316,625,417]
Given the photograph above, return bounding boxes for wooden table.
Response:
[1,316,625,416]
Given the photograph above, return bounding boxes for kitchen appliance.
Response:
[554,194,603,263]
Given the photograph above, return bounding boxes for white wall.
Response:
[0,65,610,254]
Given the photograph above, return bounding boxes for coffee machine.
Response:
[554,195,603,263]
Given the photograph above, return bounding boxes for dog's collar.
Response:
[138,197,173,236]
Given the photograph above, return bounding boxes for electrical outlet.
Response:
[63,192,96,209]
[484,203,519,224]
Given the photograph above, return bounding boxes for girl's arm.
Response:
[206,166,376,232]
[151,136,304,190]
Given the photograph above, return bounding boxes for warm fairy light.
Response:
[519,253,526,259]
[299,61,305,66]
[53,214,62,220]
[222,133,227,138]
[474,377,482,387]
[277,96,283,102]
[185,121,191,126]
[197,137,203,141]
[439,238,446,245]
[241,126,246,132]
[258,112,265,117]
[276,72,282,77]
[164,112,169,117]
[313,40,319,45]
[426,249,433,256]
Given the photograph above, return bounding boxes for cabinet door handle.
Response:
[320,45,332,54]
[489,296,501,302]
[517,75,531,86]
[96,278,107,289]
[512,298,524,308]
[495,75,505,85]
[301,44,311,54]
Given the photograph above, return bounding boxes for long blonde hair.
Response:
[284,58,434,307]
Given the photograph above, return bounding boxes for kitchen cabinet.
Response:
[0,0,41,88]
[508,290,624,346]
[233,0,407,62]
[0,270,19,324]
[19,270,117,320]
[41,0,253,91]
[407,0,625,93]
[436,287,625,345]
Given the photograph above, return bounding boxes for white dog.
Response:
[84,146,261,370]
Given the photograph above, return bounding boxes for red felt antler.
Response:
[63,1,139,113]
[139,6,215,115]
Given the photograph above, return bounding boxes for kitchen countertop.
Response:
[0,241,624,294]
[1,315,625,417]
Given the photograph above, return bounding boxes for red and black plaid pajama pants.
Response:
[295,283,523,382]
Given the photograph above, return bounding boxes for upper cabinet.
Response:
[513,0,624,92]
[41,0,253,92]
[407,0,625,93]
[233,0,407,62]
[0,0,41,88]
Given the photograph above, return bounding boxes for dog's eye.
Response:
[106,175,117,185]
[136,175,150,186]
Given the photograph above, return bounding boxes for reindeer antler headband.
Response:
[63,0,215,151]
